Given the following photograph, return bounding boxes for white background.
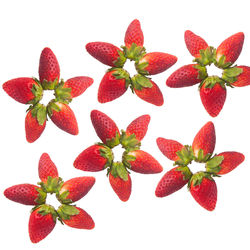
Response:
[0,0,249,249]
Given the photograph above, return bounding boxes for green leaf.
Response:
[116,163,128,181]
[60,204,79,216]
[206,155,224,173]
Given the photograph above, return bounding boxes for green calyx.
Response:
[28,103,47,126]
[120,130,141,151]
[40,78,59,90]
[222,66,243,84]
[194,149,212,163]
[105,131,121,148]
[113,50,127,67]
[175,166,193,181]
[188,171,216,189]
[194,47,216,66]
[28,80,44,105]
[32,204,58,222]
[47,100,63,117]
[193,64,208,80]
[56,190,72,205]
[199,75,225,89]
[131,74,153,91]
[54,79,72,103]
[35,187,47,204]
[98,143,114,169]
[109,68,131,88]
[135,60,149,75]
[122,43,146,61]
[174,145,195,167]
[205,155,224,174]
[109,161,129,181]
[38,176,64,194]
[57,204,79,223]
[215,54,233,69]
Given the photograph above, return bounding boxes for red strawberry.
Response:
[98,69,129,103]
[48,101,79,135]
[200,78,227,117]
[39,47,60,84]
[3,77,42,104]
[25,109,46,143]
[74,144,112,172]
[58,177,95,203]
[4,184,45,205]
[90,110,120,148]
[155,166,192,197]
[184,30,209,57]
[136,52,177,75]
[156,138,184,161]
[38,153,59,182]
[109,172,132,202]
[86,42,126,67]
[29,205,56,243]
[64,77,93,98]
[124,19,144,48]
[126,150,163,174]
[189,173,217,211]
[217,151,245,175]
[134,79,164,106]
[166,64,207,88]
[231,66,250,87]
[192,122,216,158]
[61,206,95,229]
[126,114,150,141]
[216,32,244,65]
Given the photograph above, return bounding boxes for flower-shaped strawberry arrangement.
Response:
[166,31,250,117]
[155,122,244,211]
[86,19,177,106]
[3,47,93,142]
[4,153,95,243]
[74,110,163,201]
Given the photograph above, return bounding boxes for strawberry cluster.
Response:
[4,153,95,243]
[74,110,163,201]
[3,48,93,142]
[155,122,244,211]
[86,19,177,106]
[166,31,250,117]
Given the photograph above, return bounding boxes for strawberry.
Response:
[98,69,129,103]
[136,52,177,75]
[155,166,192,197]
[59,206,95,229]
[29,205,57,243]
[216,151,245,175]
[133,79,164,106]
[58,177,95,203]
[3,77,43,104]
[189,172,217,211]
[109,172,132,202]
[124,19,144,48]
[38,153,59,182]
[39,47,60,88]
[4,184,46,205]
[90,110,120,148]
[231,66,250,87]
[25,104,47,143]
[125,150,163,174]
[166,64,207,88]
[184,30,209,57]
[156,138,184,161]
[74,144,113,172]
[64,76,93,98]
[199,77,227,117]
[86,42,126,67]
[125,115,150,142]
[192,122,215,158]
[48,101,79,135]
[216,32,244,67]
